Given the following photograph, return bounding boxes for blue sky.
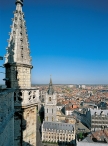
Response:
[0,0,108,84]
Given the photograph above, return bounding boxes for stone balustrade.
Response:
[14,88,39,107]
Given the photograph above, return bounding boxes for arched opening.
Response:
[49,97,51,101]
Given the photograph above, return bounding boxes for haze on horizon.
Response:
[0,0,108,85]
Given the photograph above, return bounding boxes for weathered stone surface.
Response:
[13,88,39,146]
[14,104,37,146]
[0,90,14,146]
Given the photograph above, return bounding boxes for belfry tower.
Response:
[45,77,57,122]
[4,0,32,89]
[4,1,38,145]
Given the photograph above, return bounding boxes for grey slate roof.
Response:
[43,121,75,131]
[57,102,62,106]
[82,137,93,143]
[77,141,108,146]
[90,108,108,116]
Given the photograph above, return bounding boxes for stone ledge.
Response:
[14,103,38,109]
[4,63,33,69]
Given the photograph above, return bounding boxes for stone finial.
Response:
[15,0,23,6]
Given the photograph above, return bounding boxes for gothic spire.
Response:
[5,0,31,65]
[47,77,54,95]
[4,0,32,88]
[49,75,52,85]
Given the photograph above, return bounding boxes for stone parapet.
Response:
[14,88,39,106]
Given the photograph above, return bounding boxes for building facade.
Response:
[42,121,75,144]
[90,109,108,131]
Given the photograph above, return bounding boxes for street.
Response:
[36,113,44,146]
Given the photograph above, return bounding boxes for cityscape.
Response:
[0,0,108,146]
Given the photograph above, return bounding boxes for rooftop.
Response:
[43,121,75,131]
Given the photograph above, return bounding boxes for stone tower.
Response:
[44,78,57,122]
[4,1,38,145]
[4,0,32,89]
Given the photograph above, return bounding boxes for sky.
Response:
[0,0,108,84]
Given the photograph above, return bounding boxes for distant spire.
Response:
[47,76,54,95]
[50,75,52,85]
[15,0,23,6]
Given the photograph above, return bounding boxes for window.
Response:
[52,117,53,121]
[52,109,53,113]
[14,96,16,101]
[49,97,51,101]
[47,117,48,121]
[16,70,18,80]
[47,109,48,113]
[21,54,23,58]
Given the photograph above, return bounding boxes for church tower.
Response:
[44,77,57,122]
[4,0,32,89]
[4,1,38,145]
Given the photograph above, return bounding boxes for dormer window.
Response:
[100,111,105,117]
[95,112,97,117]
[14,24,17,28]
[19,11,21,14]
[15,17,17,20]
[20,24,22,28]
[13,31,16,34]
[20,32,22,35]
